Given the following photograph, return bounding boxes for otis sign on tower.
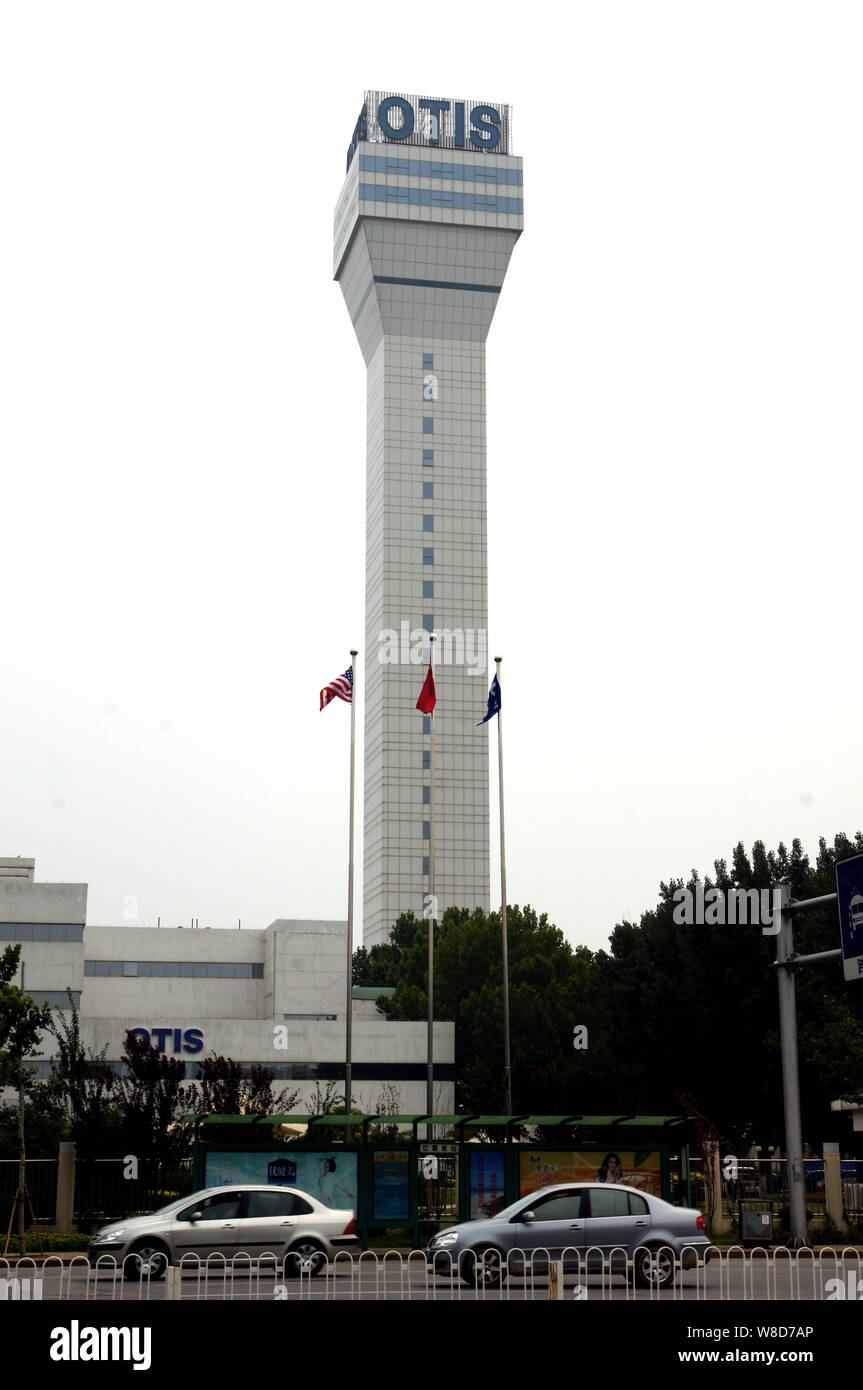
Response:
[346,91,512,169]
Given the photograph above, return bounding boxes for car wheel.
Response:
[124,1241,169,1282]
[633,1245,676,1290]
[461,1245,506,1290]
[284,1240,326,1278]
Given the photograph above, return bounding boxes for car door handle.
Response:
[279,1221,294,1227]
[633,1220,648,1226]
[568,1223,583,1229]
[222,1223,237,1229]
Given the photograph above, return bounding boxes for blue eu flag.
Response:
[477,674,501,725]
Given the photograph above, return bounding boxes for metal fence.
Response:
[675,1158,863,1227]
[2,1245,860,1302]
[73,1158,195,1231]
[0,1159,58,1225]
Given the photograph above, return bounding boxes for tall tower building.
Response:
[334,92,523,947]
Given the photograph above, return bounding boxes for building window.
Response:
[422,821,430,840]
[423,450,434,466]
[423,786,431,805]
[422,717,431,734]
[422,547,434,565]
[423,515,433,532]
[422,751,430,768]
[422,580,433,599]
[31,990,81,1010]
[422,856,430,875]
[423,482,433,499]
[0,923,84,942]
[422,417,433,434]
[422,353,434,369]
[422,614,433,632]
[84,960,264,979]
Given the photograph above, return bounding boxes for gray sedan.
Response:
[87,1184,358,1280]
[426,1182,713,1288]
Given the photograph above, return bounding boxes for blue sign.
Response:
[347,94,506,171]
[268,1158,297,1186]
[126,1026,204,1053]
[835,853,863,981]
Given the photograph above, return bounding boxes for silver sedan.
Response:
[87,1184,358,1280]
[426,1182,713,1289]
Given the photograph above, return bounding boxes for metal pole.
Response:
[427,635,436,1130]
[781,948,841,968]
[17,962,26,1253]
[775,884,808,1246]
[787,893,837,913]
[495,656,512,1116]
[345,648,358,1140]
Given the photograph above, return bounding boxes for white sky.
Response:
[2,2,861,953]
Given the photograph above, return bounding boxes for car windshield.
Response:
[476,1187,588,1223]
[148,1187,222,1217]
[474,1195,530,1222]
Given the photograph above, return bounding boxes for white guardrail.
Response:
[1,1246,862,1302]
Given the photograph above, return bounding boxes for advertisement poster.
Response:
[469,1149,506,1218]
[519,1149,662,1196]
[205,1150,358,1209]
[373,1150,410,1220]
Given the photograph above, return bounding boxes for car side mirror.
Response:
[520,1210,536,1224]
[189,1211,203,1223]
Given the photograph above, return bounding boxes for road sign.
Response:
[835,853,863,981]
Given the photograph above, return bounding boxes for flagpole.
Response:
[345,647,358,1141]
[495,655,512,1117]
[427,634,436,1132]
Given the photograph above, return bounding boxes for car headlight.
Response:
[430,1231,460,1248]
[91,1229,126,1243]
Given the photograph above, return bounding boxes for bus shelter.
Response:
[188,1113,694,1249]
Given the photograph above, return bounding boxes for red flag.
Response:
[416,662,436,714]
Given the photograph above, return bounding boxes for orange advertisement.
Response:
[519,1150,662,1196]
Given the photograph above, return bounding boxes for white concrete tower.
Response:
[334,92,523,947]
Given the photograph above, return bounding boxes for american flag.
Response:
[320,665,353,711]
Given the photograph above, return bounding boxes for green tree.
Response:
[365,906,604,1114]
[47,992,122,1160]
[585,835,863,1148]
[0,945,55,1251]
[355,834,863,1148]
[112,1032,192,1201]
[190,1052,300,1117]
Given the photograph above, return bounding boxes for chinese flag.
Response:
[416,662,436,714]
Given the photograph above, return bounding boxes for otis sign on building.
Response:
[346,91,512,169]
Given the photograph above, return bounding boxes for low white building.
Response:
[0,859,454,1113]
